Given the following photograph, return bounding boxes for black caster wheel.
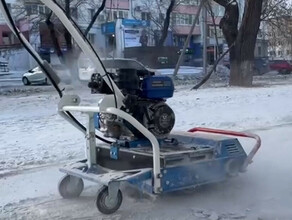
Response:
[96,186,123,214]
[58,175,84,199]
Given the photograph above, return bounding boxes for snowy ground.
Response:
[1,79,292,219]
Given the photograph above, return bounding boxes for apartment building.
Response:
[267,15,292,60]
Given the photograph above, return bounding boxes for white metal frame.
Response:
[0,0,162,193]
[62,105,162,194]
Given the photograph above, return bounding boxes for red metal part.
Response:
[188,127,261,170]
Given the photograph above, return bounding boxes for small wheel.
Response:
[22,77,30,86]
[96,186,123,215]
[58,175,84,199]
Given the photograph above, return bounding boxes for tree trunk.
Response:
[158,0,175,46]
[230,0,263,86]
[214,0,263,87]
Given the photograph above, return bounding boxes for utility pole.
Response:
[202,1,208,76]
[173,0,204,77]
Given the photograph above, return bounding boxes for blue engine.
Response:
[141,76,174,99]
[89,69,175,138]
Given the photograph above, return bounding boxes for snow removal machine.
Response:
[0,0,261,215]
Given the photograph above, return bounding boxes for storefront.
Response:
[101,19,150,58]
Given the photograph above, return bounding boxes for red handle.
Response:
[188,127,261,170]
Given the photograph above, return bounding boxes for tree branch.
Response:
[84,0,107,36]
[45,11,64,59]
[191,43,234,90]
[207,2,220,60]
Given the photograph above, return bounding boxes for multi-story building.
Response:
[267,15,292,60]
[130,0,225,63]
[0,0,271,69]
[0,0,34,70]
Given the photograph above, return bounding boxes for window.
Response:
[118,10,124,18]
[45,6,50,14]
[105,10,111,20]
[38,5,44,14]
[88,9,95,20]
[31,5,38,14]
[258,47,262,56]
[25,4,38,15]
[209,25,223,38]
[172,13,199,26]
[2,32,10,45]
[141,12,151,20]
[124,11,128,19]
[113,11,117,19]
[88,34,95,44]
[70,7,78,19]
[181,0,199,5]
[98,13,105,22]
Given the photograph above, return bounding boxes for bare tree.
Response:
[214,0,263,86]
[261,0,292,59]
[137,0,180,46]
[158,0,175,46]
[206,1,221,60]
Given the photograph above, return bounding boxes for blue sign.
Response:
[101,22,115,34]
[122,19,150,27]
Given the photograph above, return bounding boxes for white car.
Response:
[22,67,48,85]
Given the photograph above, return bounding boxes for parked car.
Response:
[223,57,270,75]
[22,67,48,85]
[269,60,292,74]
[22,64,75,86]
[254,57,270,75]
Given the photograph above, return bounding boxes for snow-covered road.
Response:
[1,84,292,219]
[1,125,292,219]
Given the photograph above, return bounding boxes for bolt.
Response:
[166,181,170,185]
[163,170,167,174]
[133,155,136,159]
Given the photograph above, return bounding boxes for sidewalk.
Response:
[0,71,10,76]
[0,70,25,78]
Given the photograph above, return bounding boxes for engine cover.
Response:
[141,76,174,99]
[143,102,175,137]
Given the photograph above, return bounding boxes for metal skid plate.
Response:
[161,158,227,192]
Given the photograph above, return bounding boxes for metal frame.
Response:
[188,127,261,171]
[61,105,162,194]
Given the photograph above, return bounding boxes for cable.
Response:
[0,0,112,144]
[0,0,63,98]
